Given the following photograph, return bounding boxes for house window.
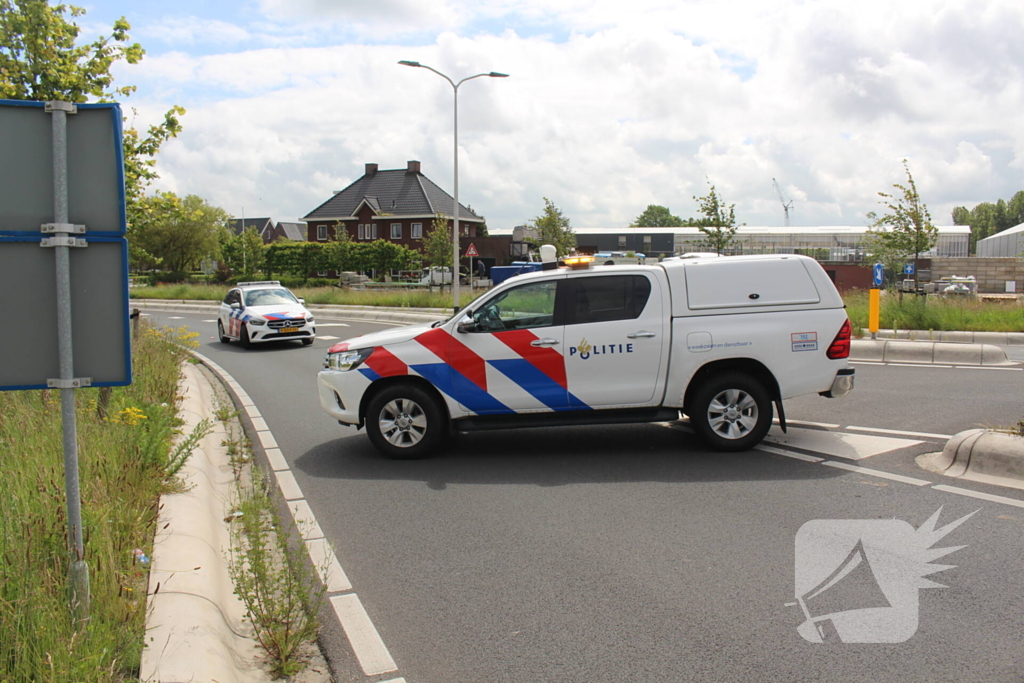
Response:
[357,224,365,240]
[643,236,652,252]
[412,222,423,239]
[317,225,327,241]
[370,223,378,239]
[317,271,327,277]
[391,223,402,239]
[618,235,626,248]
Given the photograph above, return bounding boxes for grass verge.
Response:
[843,289,1024,335]
[0,323,204,682]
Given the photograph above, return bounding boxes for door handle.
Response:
[531,338,560,347]
[627,331,657,339]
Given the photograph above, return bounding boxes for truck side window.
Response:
[568,275,651,325]
[472,280,560,332]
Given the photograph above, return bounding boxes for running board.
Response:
[454,407,681,433]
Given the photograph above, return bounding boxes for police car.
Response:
[218,281,316,348]
[317,248,853,458]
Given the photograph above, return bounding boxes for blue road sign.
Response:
[904,263,915,275]
[873,263,884,287]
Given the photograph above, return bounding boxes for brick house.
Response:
[302,161,485,251]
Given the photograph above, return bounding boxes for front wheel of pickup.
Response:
[365,383,447,459]
[689,372,773,452]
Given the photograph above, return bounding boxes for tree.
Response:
[528,197,576,256]
[422,213,453,269]
[693,180,740,255]
[220,227,265,281]
[866,160,937,287]
[0,0,186,260]
[365,240,419,277]
[133,192,229,272]
[324,222,358,273]
[632,204,682,227]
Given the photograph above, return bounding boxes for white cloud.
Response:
[110,0,1024,231]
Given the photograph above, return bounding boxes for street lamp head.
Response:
[398,60,421,67]
[488,72,510,78]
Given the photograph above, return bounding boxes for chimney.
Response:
[407,160,421,174]
[365,163,378,177]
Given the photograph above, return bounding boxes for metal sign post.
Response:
[48,101,90,624]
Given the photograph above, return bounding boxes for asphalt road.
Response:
[142,307,1024,683]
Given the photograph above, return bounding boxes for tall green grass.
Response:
[130,283,484,309]
[843,289,1024,335]
[0,324,193,682]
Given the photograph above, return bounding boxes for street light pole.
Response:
[398,60,508,312]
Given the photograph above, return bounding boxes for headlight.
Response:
[325,347,373,371]
[306,315,315,323]
[248,319,266,326]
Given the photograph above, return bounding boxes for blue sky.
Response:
[71,0,1024,228]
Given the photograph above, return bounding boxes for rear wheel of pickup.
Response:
[365,383,447,459]
[689,372,773,452]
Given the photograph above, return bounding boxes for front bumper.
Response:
[820,367,855,398]
[317,370,365,426]
[248,323,315,343]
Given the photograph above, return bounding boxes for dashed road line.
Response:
[756,445,824,463]
[330,594,399,676]
[932,485,1024,509]
[820,460,932,486]
[845,425,951,439]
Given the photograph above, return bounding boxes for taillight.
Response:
[826,319,852,359]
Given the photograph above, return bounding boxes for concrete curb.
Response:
[850,339,1013,365]
[917,429,1024,491]
[866,329,1024,345]
[140,362,264,683]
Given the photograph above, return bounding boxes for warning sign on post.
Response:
[464,243,479,257]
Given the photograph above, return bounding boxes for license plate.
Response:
[279,327,299,334]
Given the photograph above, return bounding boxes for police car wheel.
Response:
[239,323,253,349]
[366,384,445,459]
[690,373,772,452]
[217,320,230,344]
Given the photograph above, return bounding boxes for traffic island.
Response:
[850,339,1014,365]
[917,428,1024,491]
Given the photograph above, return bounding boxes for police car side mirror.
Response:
[298,298,306,305]
[230,302,241,310]
[457,320,479,334]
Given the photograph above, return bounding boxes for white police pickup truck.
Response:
[317,251,854,458]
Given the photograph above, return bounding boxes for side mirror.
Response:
[298,298,306,305]
[230,302,241,310]
[457,320,479,334]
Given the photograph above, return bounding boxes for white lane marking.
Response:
[821,461,932,486]
[202,319,217,323]
[257,430,278,449]
[777,419,840,429]
[379,679,408,683]
[264,447,288,471]
[932,485,1024,509]
[306,538,352,593]
[288,500,325,541]
[851,361,883,365]
[764,426,922,460]
[846,425,951,440]
[276,470,303,501]
[316,323,351,327]
[330,594,399,676]
[318,336,341,341]
[167,316,184,319]
[756,445,825,463]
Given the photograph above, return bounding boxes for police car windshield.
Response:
[244,288,298,306]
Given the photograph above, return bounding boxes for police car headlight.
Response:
[326,347,373,371]
[248,319,266,326]
[305,315,315,323]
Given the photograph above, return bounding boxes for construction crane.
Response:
[773,178,794,227]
